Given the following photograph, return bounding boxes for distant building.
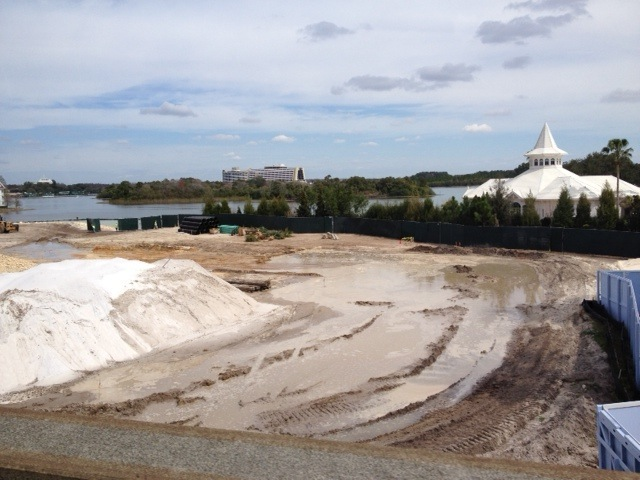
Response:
[222,164,306,183]
[37,177,54,185]
[464,123,640,218]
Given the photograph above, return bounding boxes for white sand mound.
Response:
[0,258,278,395]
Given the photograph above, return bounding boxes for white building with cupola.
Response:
[464,123,640,219]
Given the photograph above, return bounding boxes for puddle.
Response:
[4,241,81,261]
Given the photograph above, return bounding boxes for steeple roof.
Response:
[525,123,568,157]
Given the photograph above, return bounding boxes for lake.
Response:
[2,186,470,223]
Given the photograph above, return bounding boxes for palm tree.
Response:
[602,138,634,214]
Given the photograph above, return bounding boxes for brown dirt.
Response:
[0,222,623,468]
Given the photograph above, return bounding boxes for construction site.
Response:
[0,221,637,479]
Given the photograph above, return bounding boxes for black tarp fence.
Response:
[97,213,640,258]
[161,214,179,228]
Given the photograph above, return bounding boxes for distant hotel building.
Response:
[222,164,306,183]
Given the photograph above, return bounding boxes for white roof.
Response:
[525,123,568,157]
[465,169,640,202]
[464,123,640,202]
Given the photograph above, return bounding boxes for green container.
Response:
[219,224,239,235]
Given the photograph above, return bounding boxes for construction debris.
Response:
[321,232,338,240]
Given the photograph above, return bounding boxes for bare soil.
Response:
[0,222,625,468]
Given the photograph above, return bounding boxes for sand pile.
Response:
[0,258,278,395]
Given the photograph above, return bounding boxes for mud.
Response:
[0,222,622,468]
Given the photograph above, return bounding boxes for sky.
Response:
[0,0,639,184]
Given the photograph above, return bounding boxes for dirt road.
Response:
[0,222,624,468]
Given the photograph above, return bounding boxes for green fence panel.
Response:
[161,215,179,228]
[117,218,139,231]
[140,216,162,230]
[86,218,101,232]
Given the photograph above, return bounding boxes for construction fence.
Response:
[214,214,640,258]
[86,213,640,258]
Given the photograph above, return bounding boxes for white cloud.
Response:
[139,101,196,117]
[211,133,240,141]
[224,151,241,160]
[334,138,346,144]
[602,89,640,103]
[361,141,379,147]
[299,22,354,42]
[463,123,493,132]
[272,134,295,143]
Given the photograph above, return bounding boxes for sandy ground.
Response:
[0,222,625,468]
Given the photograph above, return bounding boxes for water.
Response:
[2,187,469,223]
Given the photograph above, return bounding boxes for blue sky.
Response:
[1,0,638,184]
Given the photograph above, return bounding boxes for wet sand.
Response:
[0,222,622,467]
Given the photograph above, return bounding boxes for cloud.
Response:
[211,133,240,141]
[463,123,493,132]
[299,21,354,42]
[361,141,378,147]
[224,151,241,161]
[333,138,346,144]
[476,16,551,43]
[140,101,196,117]
[507,0,588,16]
[503,55,532,69]
[340,63,480,93]
[416,63,480,84]
[344,75,420,92]
[602,89,640,103]
[239,116,261,124]
[272,134,295,143]
[484,108,512,116]
[477,0,588,44]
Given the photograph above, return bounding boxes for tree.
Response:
[219,199,231,214]
[270,197,291,217]
[459,195,494,226]
[488,180,512,226]
[626,196,640,231]
[439,197,461,223]
[602,139,634,214]
[574,193,592,228]
[522,193,541,226]
[552,186,574,227]
[596,182,618,230]
[256,198,270,215]
[295,188,312,217]
[243,199,255,214]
